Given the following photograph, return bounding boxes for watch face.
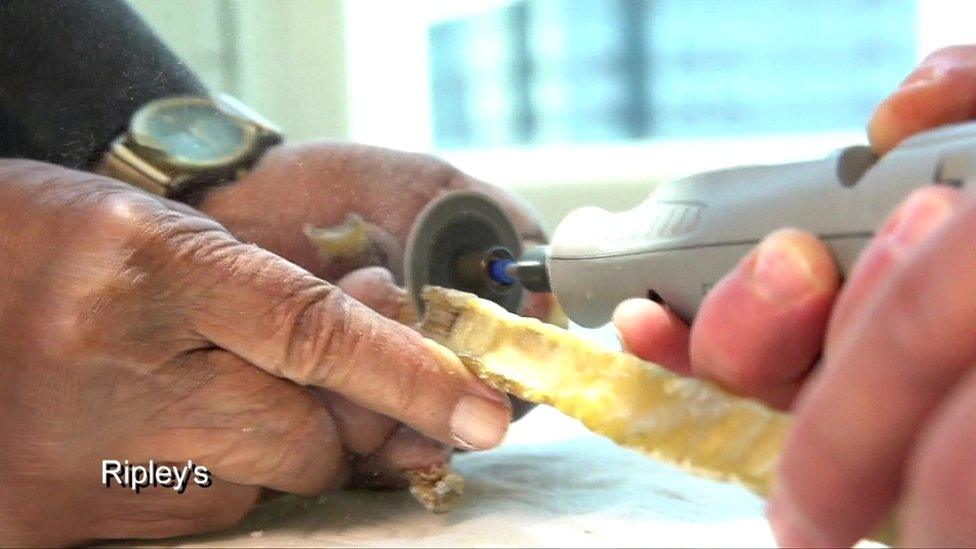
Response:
[131,97,257,169]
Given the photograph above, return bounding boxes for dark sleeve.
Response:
[0,0,207,170]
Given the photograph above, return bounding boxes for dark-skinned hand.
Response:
[0,144,551,545]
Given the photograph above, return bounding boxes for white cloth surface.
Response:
[166,406,780,548]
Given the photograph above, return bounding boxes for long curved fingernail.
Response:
[750,231,821,306]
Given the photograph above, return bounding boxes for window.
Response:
[345,0,974,192]
[137,1,976,191]
[430,0,917,148]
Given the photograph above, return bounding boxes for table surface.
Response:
[158,404,779,548]
[149,325,880,548]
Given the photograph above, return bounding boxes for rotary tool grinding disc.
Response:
[405,191,523,315]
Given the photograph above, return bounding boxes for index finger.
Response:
[869,45,976,154]
[163,231,511,451]
[769,192,976,546]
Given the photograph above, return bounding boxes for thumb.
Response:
[184,238,511,451]
[335,266,408,320]
[869,45,976,154]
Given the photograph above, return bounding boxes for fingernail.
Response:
[450,395,510,450]
[612,298,650,324]
[612,298,649,353]
[750,232,820,305]
[899,64,949,90]
[378,426,452,470]
[884,189,956,247]
[768,494,831,548]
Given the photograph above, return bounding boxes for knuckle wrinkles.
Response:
[78,190,165,238]
[128,211,230,271]
[278,283,355,384]
[79,189,225,260]
[67,194,231,350]
[390,357,423,414]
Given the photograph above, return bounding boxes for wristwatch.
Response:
[97,94,283,202]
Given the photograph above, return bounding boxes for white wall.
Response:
[129,0,350,141]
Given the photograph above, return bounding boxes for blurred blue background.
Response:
[429,0,917,148]
[134,0,970,232]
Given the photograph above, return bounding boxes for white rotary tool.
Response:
[405,122,976,327]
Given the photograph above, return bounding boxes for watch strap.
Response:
[97,139,172,196]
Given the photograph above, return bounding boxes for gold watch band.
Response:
[96,139,172,196]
